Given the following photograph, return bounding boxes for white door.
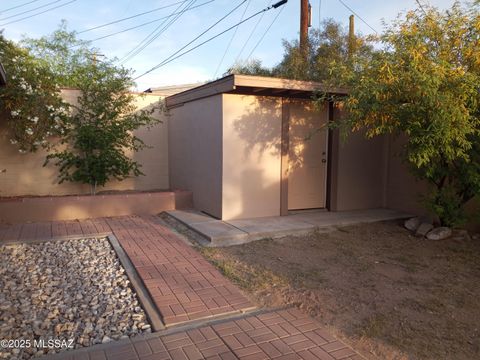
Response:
[288,101,328,210]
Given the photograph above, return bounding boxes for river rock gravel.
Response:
[0,237,151,359]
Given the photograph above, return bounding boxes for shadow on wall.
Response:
[0,92,168,197]
[232,96,328,171]
[221,95,329,220]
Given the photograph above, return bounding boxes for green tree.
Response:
[17,22,162,194]
[0,33,68,153]
[232,19,374,82]
[45,61,160,194]
[21,20,93,87]
[335,2,480,226]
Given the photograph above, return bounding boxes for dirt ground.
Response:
[182,220,480,360]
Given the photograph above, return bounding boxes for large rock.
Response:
[404,217,421,231]
[426,227,452,240]
[416,222,434,237]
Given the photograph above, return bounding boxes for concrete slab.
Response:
[192,221,249,245]
[166,208,412,247]
[227,216,316,241]
[165,209,217,224]
[292,208,411,228]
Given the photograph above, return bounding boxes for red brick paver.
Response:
[49,308,363,360]
[0,215,254,326]
[1,216,365,359]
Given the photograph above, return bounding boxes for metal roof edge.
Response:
[165,74,348,108]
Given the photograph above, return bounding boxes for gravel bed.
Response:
[0,237,151,359]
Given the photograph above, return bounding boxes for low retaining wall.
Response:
[0,190,192,223]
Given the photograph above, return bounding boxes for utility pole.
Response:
[89,52,104,66]
[300,0,309,51]
[348,15,355,57]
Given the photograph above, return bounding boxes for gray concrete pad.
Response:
[166,208,411,247]
[192,221,249,245]
[290,208,411,227]
[227,216,316,241]
[165,209,217,224]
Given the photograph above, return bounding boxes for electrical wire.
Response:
[0,0,67,21]
[77,1,214,46]
[133,0,287,81]
[0,0,76,26]
[0,0,43,14]
[234,0,272,63]
[119,0,196,64]
[77,0,190,34]
[213,0,251,78]
[336,0,377,34]
[318,0,322,28]
[245,4,285,61]
[154,0,247,69]
[415,0,428,16]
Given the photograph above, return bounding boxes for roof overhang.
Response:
[0,63,6,86]
[165,74,348,108]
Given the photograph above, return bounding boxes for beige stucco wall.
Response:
[385,135,429,214]
[0,89,168,196]
[168,95,223,218]
[329,105,387,211]
[222,94,282,220]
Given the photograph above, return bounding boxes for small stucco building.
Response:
[166,74,414,221]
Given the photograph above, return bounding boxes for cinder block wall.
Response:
[0,89,169,196]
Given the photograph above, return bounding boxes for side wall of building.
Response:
[0,89,169,196]
[168,94,223,218]
[329,105,387,211]
[222,94,283,220]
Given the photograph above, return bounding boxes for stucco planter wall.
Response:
[0,190,192,223]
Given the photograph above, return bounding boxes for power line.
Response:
[142,0,247,74]
[155,0,247,69]
[0,0,66,21]
[246,4,285,61]
[133,0,288,81]
[78,1,214,45]
[234,0,272,63]
[213,0,251,78]
[149,0,248,73]
[319,0,322,28]
[77,0,190,34]
[336,0,377,34]
[119,0,196,64]
[415,0,428,16]
[0,0,76,26]
[0,0,43,14]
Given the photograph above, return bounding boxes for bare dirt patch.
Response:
[196,221,480,360]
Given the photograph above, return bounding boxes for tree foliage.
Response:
[231,19,373,82]
[0,33,69,152]
[337,2,480,226]
[21,20,93,88]
[45,59,160,194]
[2,23,161,193]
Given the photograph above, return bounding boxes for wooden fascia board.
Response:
[165,75,235,108]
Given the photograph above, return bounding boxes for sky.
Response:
[0,0,464,91]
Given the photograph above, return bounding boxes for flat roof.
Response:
[144,82,205,96]
[165,74,348,108]
[0,63,6,86]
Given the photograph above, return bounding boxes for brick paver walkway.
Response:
[52,308,362,360]
[0,215,364,359]
[0,215,254,326]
